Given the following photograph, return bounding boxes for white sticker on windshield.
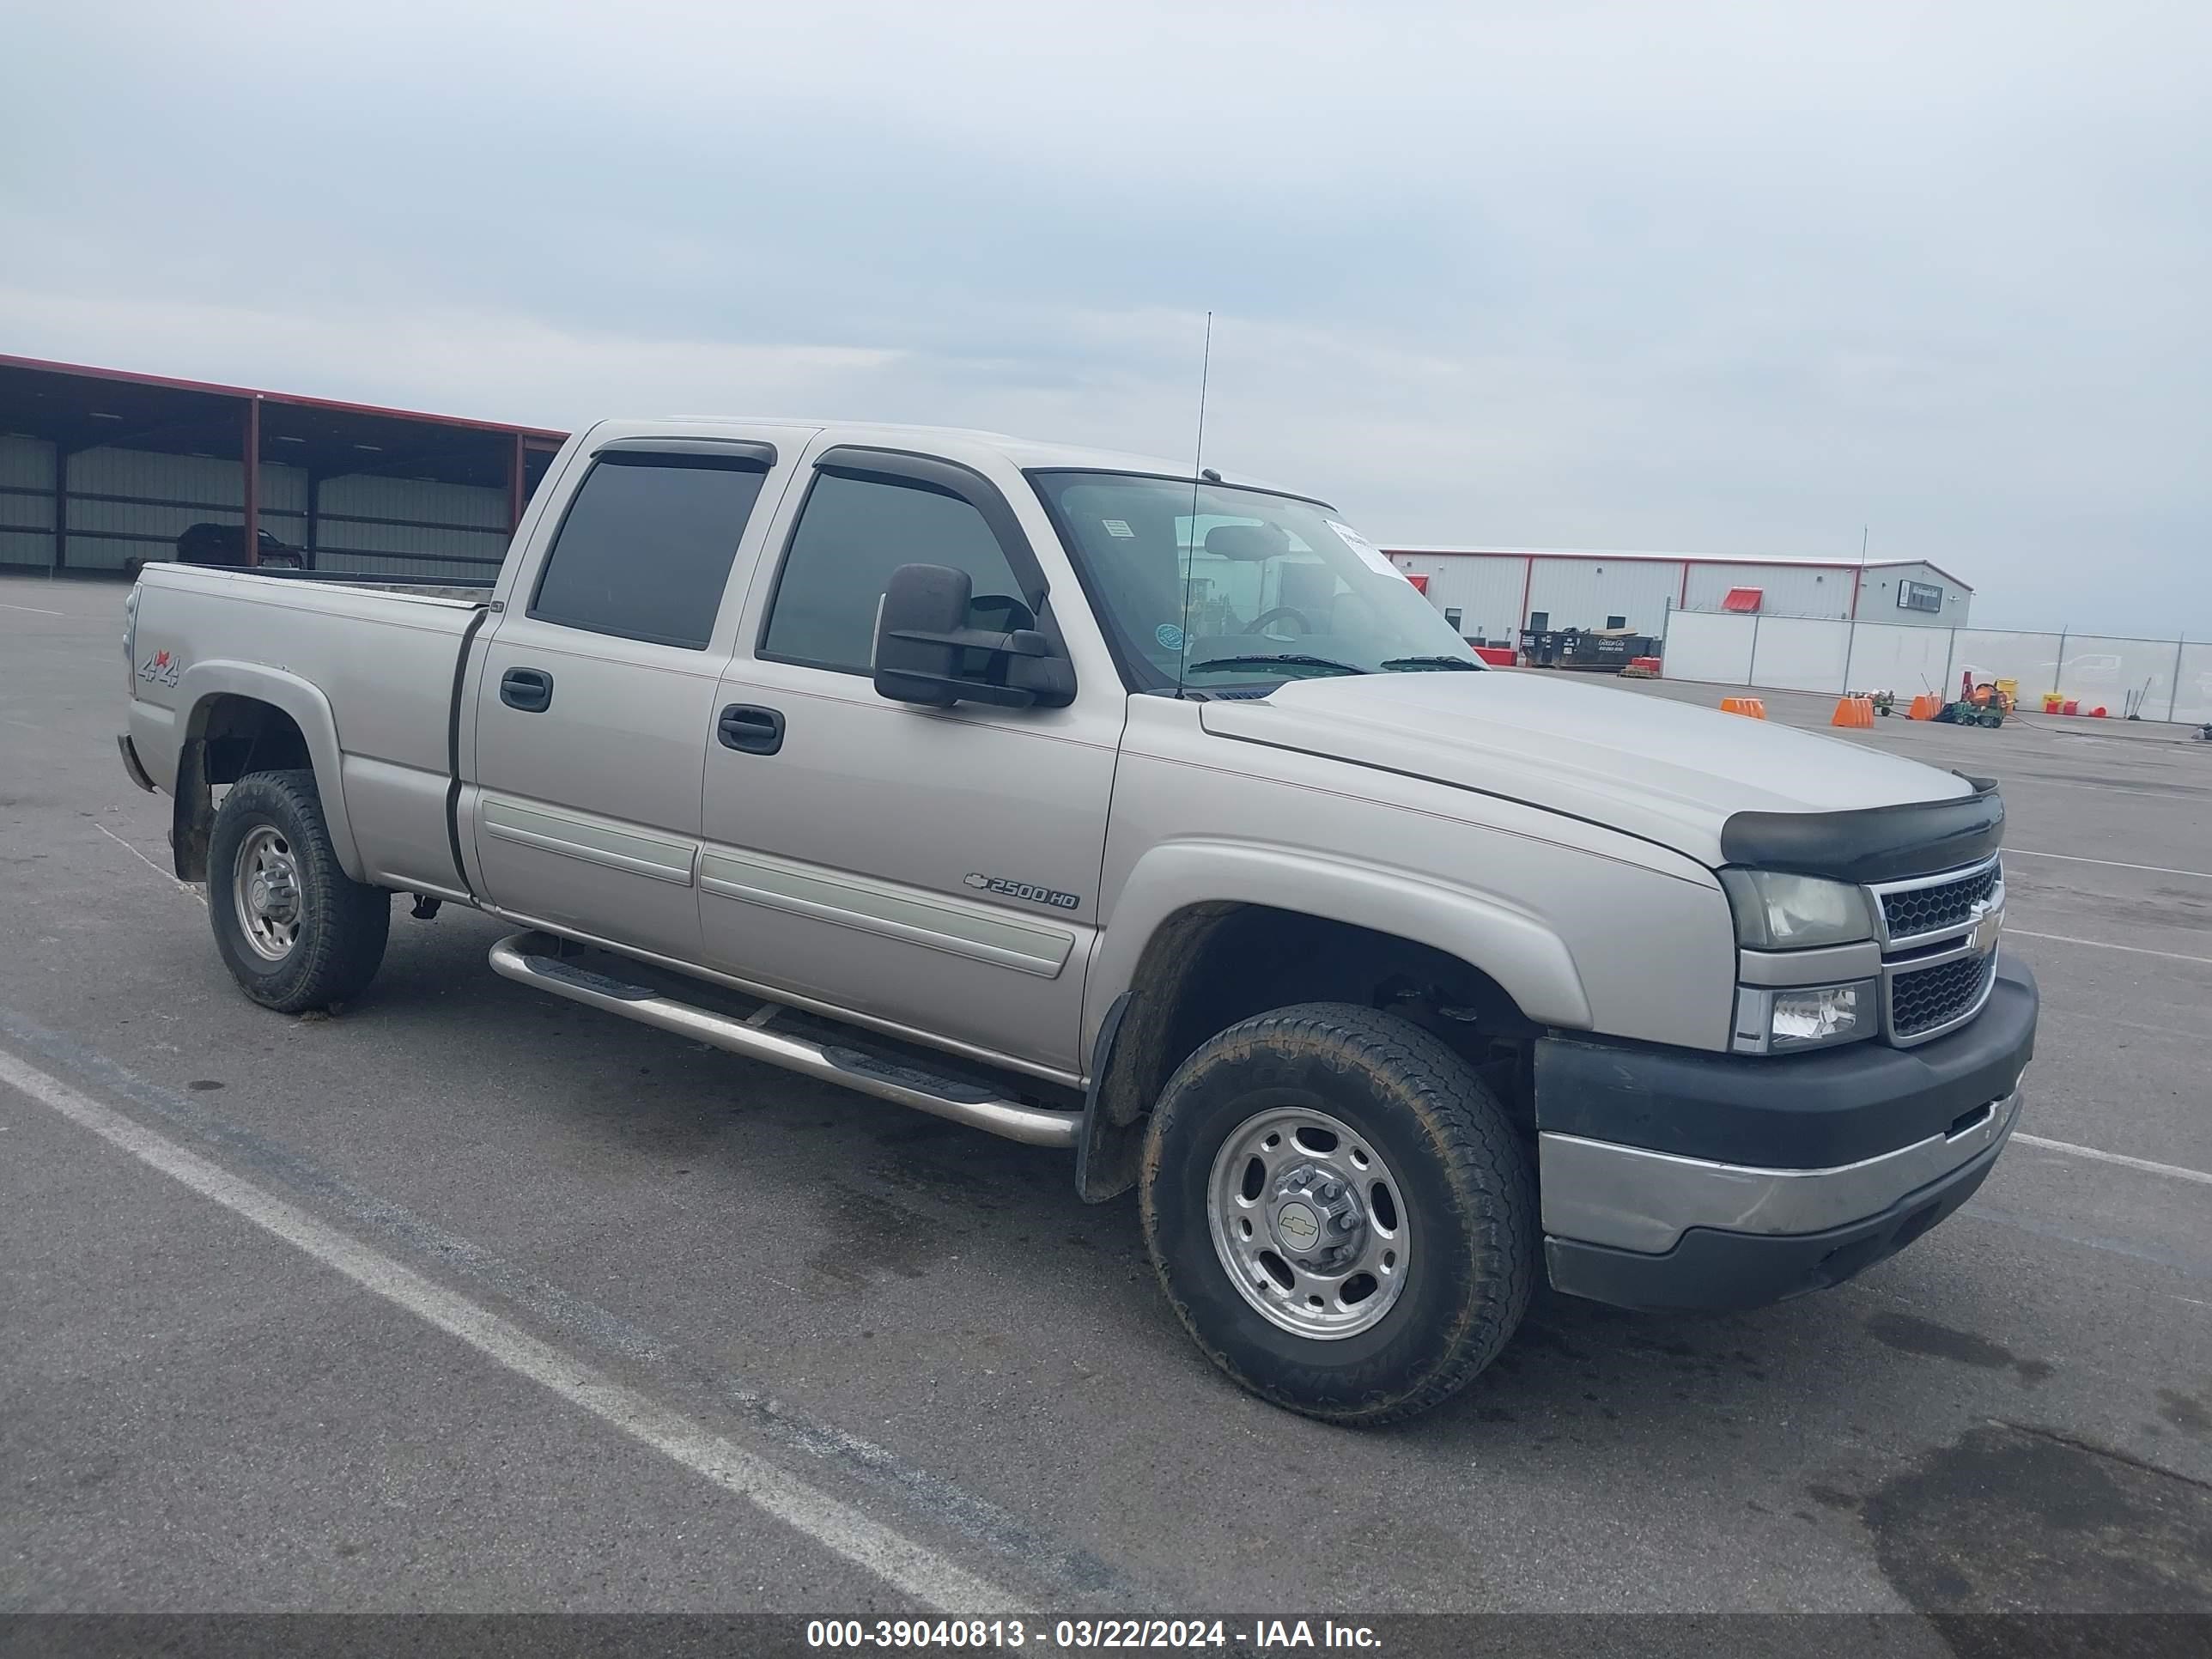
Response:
[1328,520,1411,582]
[1102,519,1135,538]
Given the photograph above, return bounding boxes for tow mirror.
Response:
[872,563,1075,709]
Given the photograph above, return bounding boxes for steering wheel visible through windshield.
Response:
[1028,471,1481,691]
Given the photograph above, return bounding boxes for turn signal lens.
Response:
[1733,980,1878,1054]
[1771,982,1872,1048]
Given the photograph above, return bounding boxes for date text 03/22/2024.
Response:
[805,1620,1382,1650]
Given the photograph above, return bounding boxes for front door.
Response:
[471,441,778,961]
[698,448,1121,1076]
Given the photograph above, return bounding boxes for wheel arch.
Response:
[1078,842,1590,1200]
[169,664,359,882]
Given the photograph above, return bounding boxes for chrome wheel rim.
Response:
[233,824,302,963]
[1206,1103,1409,1340]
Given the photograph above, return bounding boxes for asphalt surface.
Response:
[2,574,2208,1626]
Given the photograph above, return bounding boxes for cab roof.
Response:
[615,416,1300,495]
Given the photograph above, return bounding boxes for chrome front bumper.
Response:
[1540,1084,2021,1256]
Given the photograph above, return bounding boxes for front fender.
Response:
[1084,838,1595,1054]
[175,661,364,880]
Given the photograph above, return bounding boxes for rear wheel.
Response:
[1139,1002,1536,1424]
[208,770,390,1012]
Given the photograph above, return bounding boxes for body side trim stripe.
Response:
[480,799,696,885]
[698,848,1075,978]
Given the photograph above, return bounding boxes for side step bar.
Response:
[488,931,1081,1148]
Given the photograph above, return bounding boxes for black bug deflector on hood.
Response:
[1720,775,2003,884]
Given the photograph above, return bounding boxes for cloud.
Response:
[3,0,2207,633]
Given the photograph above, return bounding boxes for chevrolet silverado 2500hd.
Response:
[119,418,2037,1422]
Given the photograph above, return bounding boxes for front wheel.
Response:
[1139,1002,1536,1424]
[208,770,390,1012]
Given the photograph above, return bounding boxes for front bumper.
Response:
[1534,956,2036,1310]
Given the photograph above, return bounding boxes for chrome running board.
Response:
[488,931,1080,1148]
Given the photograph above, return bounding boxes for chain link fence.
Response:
[1661,608,2210,725]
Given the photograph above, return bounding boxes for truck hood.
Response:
[1198,671,1974,868]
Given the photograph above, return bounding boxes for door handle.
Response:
[500,667,554,713]
[717,703,785,755]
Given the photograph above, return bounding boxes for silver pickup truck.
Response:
[118,418,2037,1422]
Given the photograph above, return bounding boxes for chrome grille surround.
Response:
[1870,852,2002,947]
[1867,854,2004,1046]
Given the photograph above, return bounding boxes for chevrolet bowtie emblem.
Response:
[1972,902,2004,956]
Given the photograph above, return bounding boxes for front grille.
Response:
[1880,860,2000,941]
[1888,950,1996,1039]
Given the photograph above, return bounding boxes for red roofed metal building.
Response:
[0,356,568,581]
[1381,544,1972,647]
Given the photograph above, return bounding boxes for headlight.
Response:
[1733,981,1878,1054]
[1719,869,1873,949]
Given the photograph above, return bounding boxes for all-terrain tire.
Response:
[1139,1001,1536,1425]
[208,769,390,1012]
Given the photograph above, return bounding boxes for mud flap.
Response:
[1075,992,1140,1202]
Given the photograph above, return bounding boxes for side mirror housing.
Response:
[872,563,1075,709]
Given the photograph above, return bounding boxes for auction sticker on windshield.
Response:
[1328,521,1412,583]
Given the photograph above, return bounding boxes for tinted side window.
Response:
[530,453,768,648]
[762,471,1025,672]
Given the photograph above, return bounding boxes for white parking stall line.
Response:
[2013,1133,2212,1188]
[0,1042,1024,1614]
[0,601,69,616]
[2007,928,2212,967]
[94,823,205,904]
[2006,848,2212,883]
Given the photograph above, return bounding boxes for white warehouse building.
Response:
[1381,546,1973,646]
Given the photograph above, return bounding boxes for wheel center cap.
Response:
[1267,1160,1367,1271]
[250,878,270,912]
[1274,1200,1322,1252]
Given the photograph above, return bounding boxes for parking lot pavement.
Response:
[3,574,2209,1620]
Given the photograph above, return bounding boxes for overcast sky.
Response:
[4,1,2205,634]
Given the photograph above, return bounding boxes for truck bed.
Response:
[229,568,498,605]
[127,562,489,898]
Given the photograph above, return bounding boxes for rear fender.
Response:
[173,663,362,880]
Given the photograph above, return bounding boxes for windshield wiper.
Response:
[1182,653,1368,678]
[1379,655,1483,672]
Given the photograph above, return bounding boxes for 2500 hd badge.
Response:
[963,872,1081,909]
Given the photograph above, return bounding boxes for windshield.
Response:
[1030,471,1482,690]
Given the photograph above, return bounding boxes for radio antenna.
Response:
[1175,310,1213,698]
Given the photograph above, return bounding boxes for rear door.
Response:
[467,434,789,959]
[696,444,1122,1076]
